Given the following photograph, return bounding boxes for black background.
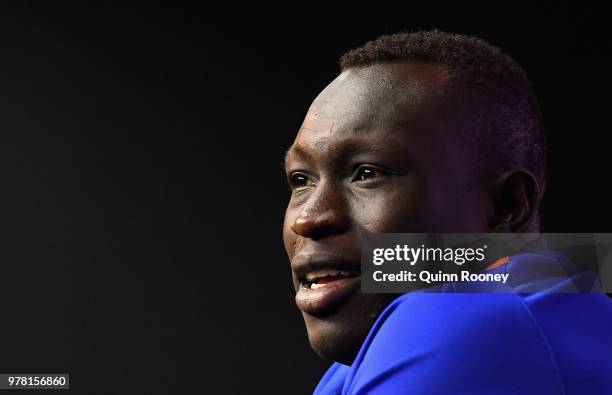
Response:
[0,2,608,394]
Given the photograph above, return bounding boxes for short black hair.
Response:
[340,30,546,194]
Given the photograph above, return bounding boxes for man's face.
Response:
[283,62,489,364]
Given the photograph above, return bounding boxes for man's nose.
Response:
[291,184,350,240]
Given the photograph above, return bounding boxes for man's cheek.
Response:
[352,192,418,232]
[282,214,297,256]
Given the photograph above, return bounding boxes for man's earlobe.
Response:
[488,170,540,232]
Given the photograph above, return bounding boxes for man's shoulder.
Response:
[359,292,552,365]
[345,292,612,394]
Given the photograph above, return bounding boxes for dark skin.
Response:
[283,62,540,365]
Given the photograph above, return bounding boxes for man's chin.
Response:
[301,292,400,364]
[304,312,365,365]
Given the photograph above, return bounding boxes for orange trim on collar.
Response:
[485,256,509,271]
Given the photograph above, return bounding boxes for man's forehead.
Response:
[301,62,449,136]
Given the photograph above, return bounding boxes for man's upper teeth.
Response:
[306,270,352,282]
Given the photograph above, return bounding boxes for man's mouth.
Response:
[292,257,361,315]
[302,270,360,289]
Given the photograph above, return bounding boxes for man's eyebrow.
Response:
[284,139,395,169]
[283,146,308,169]
[283,146,302,171]
[283,147,293,165]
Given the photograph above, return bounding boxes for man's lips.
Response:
[291,254,361,315]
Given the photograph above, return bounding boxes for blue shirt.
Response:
[314,251,612,394]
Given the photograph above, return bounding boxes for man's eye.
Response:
[353,166,385,182]
[289,172,315,189]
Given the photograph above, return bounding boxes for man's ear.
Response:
[488,170,541,232]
